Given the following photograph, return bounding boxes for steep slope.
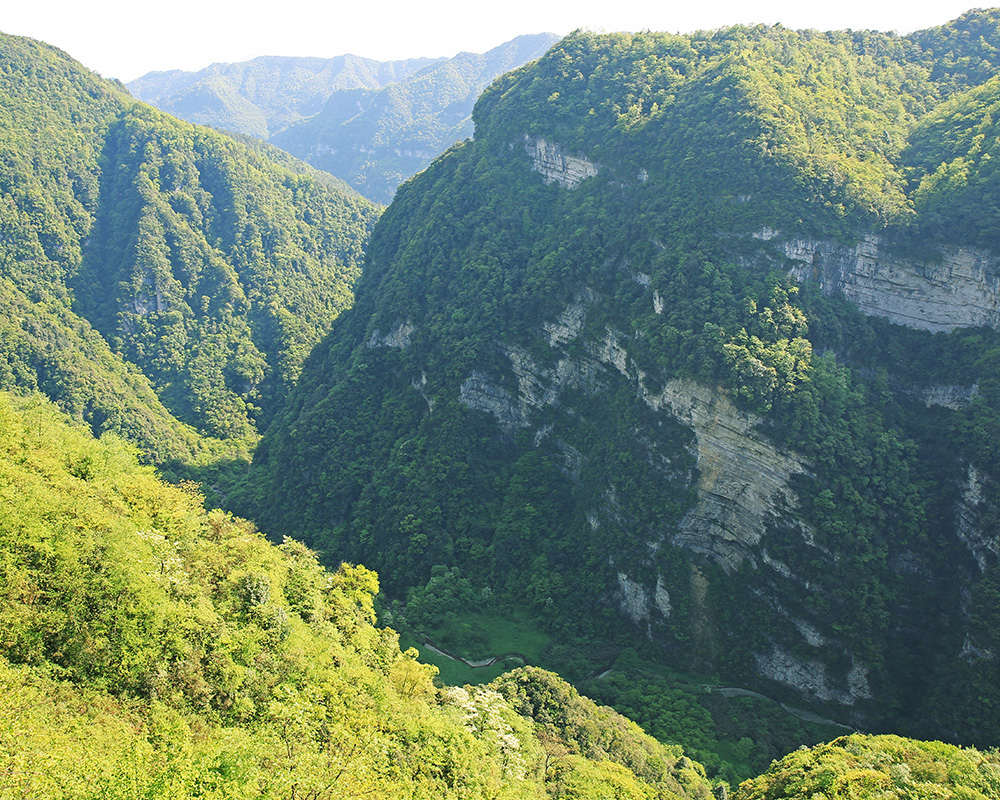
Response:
[129,53,440,139]
[271,33,560,203]
[241,10,1000,745]
[0,390,716,800]
[0,32,379,468]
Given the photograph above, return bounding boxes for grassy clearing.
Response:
[400,609,552,686]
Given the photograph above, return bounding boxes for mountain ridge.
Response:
[238,9,1000,745]
[130,34,560,202]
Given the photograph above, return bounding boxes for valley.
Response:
[3,8,1000,797]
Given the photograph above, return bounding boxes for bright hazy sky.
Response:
[2,0,984,82]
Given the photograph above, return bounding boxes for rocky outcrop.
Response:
[367,320,415,349]
[616,572,673,624]
[955,464,999,572]
[755,645,872,705]
[909,383,979,410]
[460,292,812,574]
[456,287,874,708]
[524,135,599,188]
[777,233,1000,333]
[639,377,811,573]
[459,371,527,431]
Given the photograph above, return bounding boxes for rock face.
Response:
[754,646,872,705]
[452,290,888,706]
[640,379,810,573]
[460,292,810,571]
[524,136,599,188]
[955,465,999,573]
[367,320,415,349]
[779,233,1000,333]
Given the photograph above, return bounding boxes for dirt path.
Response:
[420,639,527,669]
[714,687,855,730]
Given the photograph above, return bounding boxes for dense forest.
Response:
[0,32,377,483]
[238,7,1000,751]
[7,10,1000,797]
[0,390,723,798]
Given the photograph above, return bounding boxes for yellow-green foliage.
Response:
[0,390,716,799]
[735,734,1000,800]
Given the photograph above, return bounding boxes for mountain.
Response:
[128,53,440,139]
[130,35,560,203]
[239,9,1000,746]
[0,389,718,799]
[0,32,379,474]
[271,34,561,203]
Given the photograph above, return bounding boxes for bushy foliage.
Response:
[0,390,721,799]
[734,734,1000,800]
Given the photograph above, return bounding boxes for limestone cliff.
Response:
[524,136,600,189]
[456,290,878,706]
[772,231,1000,334]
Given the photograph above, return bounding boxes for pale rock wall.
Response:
[955,464,999,572]
[456,291,874,705]
[617,572,651,623]
[755,645,872,704]
[524,135,599,189]
[910,383,979,410]
[367,319,415,349]
[616,572,673,623]
[780,234,1000,333]
[638,377,811,573]
[459,292,812,574]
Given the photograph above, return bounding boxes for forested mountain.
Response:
[270,34,560,203]
[0,390,720,799]
[131,35,559,203]
[128,53,440,139]
[0,32,378,472]
[8,15,1000,797]
[240,8,1000,747]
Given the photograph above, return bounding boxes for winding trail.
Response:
[421,640,854,732]
[420,639,527,669]
[713,686,855,730]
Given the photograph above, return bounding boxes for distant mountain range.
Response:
[130,34,559,203]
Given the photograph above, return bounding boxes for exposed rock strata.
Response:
[460,293,811,574]
[615,572,673,624]
[367,320,415,349]
[778,233,1000,333]
[524,135,599,188]
[755,645,872,705]
[637,377,810,573]
[955,464,999,572]
[457,292,880,706]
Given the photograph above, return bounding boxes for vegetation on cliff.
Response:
[239,8,1000,748]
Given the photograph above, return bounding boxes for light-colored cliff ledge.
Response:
[459,291,813,574]
[524,135,599,189]
[774,232,1000,333]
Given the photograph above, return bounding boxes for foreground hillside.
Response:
[0,32,379,471]
[240,9,1000,744]
[0,390,720,799]
[4,390,999,798]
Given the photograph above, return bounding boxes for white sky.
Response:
[1,0,984,83]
